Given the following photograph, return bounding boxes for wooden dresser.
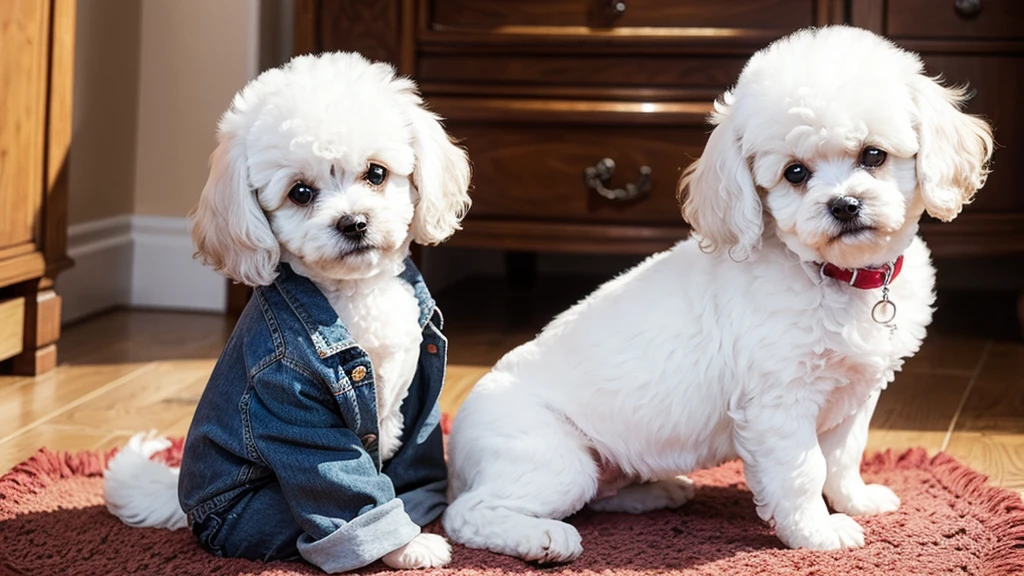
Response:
[0,0,75,375]
[294,0,1023,289]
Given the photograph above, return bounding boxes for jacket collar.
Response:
[397,258,440,329]
[273,258,437,359]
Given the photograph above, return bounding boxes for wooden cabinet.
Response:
[852,0,1024,259]
[0,0,75,375]
[296,0,845,254]
[295,0,1022,262]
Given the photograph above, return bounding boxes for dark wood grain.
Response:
[849,0,884,33]
[430,0,816,30]
[399,0,416,74]
[447,123,702,224]
[429,97,712,125]
[916,53,1024,213]
[418,54,749,90]
[419,83,725,103]
[850,0,1024,267]
[886,0,1024,40]
[298,0,1024,277]
[921,214,1024,258]
[314,0,403,64]
[292,0,319,56]
[444,220,688,255]
[417,29,822,55]
[418,0,840,55]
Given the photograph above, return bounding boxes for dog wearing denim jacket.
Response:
[103,52,471,572]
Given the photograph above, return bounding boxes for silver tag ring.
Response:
[872,299,897,324]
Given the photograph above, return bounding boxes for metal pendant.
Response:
[872,287,897,325]
[871,262,898,326]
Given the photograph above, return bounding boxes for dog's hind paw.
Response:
[382,533,452,569]
[589,476,696,514]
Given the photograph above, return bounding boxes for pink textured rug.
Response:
[1,443,1022,576]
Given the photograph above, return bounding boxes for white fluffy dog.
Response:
[104,52,470,570]
[443,26,992,562]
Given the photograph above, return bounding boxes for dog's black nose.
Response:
[337,215,368,240]
[828,196,861,222]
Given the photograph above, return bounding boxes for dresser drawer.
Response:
[430,0,817,31]
[885,0,1022,39]
[440,104,709,225]
[419,54,747,92]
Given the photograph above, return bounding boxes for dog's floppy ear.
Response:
[910,75,993,222]
[678,97,763,260]
[401,90,472,245]
[189,108,280,286]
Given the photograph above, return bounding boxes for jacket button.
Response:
[426,343,438,354]
[351,366,367,382]
[361,434,377,448]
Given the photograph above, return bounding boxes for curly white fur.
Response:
[104,52,470,570]
[444,26,992,561]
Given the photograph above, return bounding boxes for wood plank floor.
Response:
[1,277,1022,496]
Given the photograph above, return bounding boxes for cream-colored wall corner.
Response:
[133,0,260,218]
[68,0,143,225]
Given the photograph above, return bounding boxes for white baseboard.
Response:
[58,215,134,323]
[130,216,226,313]
[57,215,226,323]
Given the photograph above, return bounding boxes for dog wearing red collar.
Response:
[443,26,993,562]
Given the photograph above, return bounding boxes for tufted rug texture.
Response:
[1,440,1023,576]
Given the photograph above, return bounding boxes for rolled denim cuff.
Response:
[398,478,448,526]
[296,498,419,573]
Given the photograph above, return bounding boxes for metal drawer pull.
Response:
[954,0,982,18]
[583,158,652,201]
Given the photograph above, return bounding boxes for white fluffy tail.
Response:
[103,432,188,530]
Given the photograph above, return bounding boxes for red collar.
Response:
[820,255,903,290]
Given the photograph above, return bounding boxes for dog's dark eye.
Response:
[288,182,316,206]
[365,163,388,187]
[860,147,887,168]
[783,163,810,185]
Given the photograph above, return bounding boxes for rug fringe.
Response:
[4,443,1023,573]
[0,447,117,519]
[929,452,1024,576]
[0,437,187,518]
[863,447,1024,575]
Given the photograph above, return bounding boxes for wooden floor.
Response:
[1,277,1022,496]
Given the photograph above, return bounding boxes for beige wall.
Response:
[70,0,288,224]
[133,0,259,218]
[69,0,143,225]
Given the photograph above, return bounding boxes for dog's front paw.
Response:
[829,483,900,516]
[778,513,865,550]
[824,513,866,549]
[382,533,452,569]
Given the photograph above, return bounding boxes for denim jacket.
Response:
[178,260,447,573]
